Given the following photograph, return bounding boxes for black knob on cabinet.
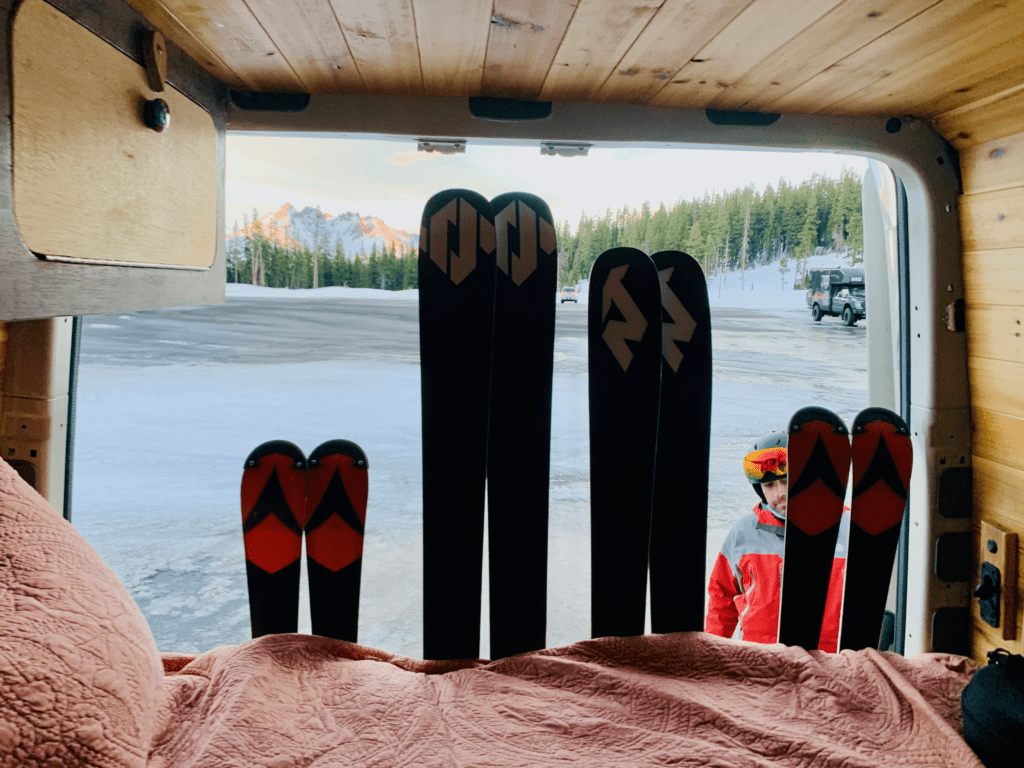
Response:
[974,574,997,601]
[143,98,170,133]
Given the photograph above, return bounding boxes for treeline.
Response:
[226,211,417,290]
[228,167,862,291]
[558,167,864,287]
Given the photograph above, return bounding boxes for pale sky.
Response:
[226,135,869,234]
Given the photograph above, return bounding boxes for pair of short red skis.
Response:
[781,406,913,651]
[240,439,368,641]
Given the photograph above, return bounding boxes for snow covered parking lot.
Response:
[73,263,866,657]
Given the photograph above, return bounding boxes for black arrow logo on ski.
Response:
[306,467,365,536]
[658,267,697,373]
[788,434,847,500]
[602,264,648,372]
[243,468,302,535]
[494,200,554,286]
[852,435,908,501]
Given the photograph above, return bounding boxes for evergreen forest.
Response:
[226,167,863,292]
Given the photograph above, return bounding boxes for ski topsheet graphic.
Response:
[419,189,496,660]
[305,440,369,643]
[648,251,712,634]
[487,192,557,659]
[778,407,850,650]
[588,247,662,640]
[840,408,912,651]
[241,440,308,637]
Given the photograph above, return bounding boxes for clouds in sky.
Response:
[226,134,868,233]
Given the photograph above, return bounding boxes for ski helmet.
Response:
[744,432,787,503]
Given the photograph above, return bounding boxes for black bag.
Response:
[961,648,1024,768]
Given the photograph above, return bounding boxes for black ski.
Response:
[778,407,850,649]
[840,408,912,650]
[240,440,308,637]
[588,247,662,639]
[419,188,496,659]
[649,251,712,634]
[487,192,557,659]
[305,440,369,643]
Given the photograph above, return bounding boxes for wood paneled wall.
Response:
[959,125,1024,662]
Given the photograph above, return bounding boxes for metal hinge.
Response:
[417,138,466,155]
[540,141,592,158]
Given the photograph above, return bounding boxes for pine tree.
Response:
[739,196,751,290]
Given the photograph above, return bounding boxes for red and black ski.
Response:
[588,247,662,639]
[649,251,712,634]
[486,192,557,659]
[419,188,496,659]
[778,407,850,649]
[839,408,912,651]
[241,440,308,637]
[305,440,369,643]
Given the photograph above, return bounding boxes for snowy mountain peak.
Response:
[227,204,418,260]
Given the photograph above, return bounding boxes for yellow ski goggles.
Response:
[743,446,788,483]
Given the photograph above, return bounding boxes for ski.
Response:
[588,247,662,639]
[839,408,912,651]
[419,188,496,659]
[487,192,557,659]
[240,440,308,637]
[305,440,369,643]
[648,251,712,634]
[778,407,850,650]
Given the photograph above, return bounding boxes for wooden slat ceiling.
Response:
[125,0,1024,145]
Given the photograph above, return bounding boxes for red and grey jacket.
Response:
[705,502,849,652]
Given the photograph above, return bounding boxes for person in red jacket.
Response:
[705,431,849,652]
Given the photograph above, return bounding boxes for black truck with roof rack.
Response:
[806,266,866,326]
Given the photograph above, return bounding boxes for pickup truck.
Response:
[806,266,866,326]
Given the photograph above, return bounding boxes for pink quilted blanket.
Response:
[0,457,982,767]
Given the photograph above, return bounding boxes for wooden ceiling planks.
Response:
[327,0,423,94]
[651,0,846,109]
[537,0,664,101]
[594,0,751,105]
[768,0,1013,114]
[414,0,492,95]
[828,0,1024,117]
[124,0,1024,152]
[706,0,941,112]
[122,0,246,88]
[244,0,364,93]
[141,0,304,91]
[936,84,1024,148]
[482,0,579,99]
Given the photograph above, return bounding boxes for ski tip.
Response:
[490,191,553,218]
[243,440,307,471]
[650,250,701,272]
[588,247,656,280]
[852,407,910,435]
[788,406,848,435]
[420,188,491,221]
[308,439,369,470]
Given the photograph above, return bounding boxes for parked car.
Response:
[559,286,579,303]
[806,266,866,326]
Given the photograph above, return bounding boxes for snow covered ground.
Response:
[225,252,849,310]
[72,252,866,657]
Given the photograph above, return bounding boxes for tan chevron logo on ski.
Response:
[658,267,697,373]
[602,264,648,372]
[428,197,496,285]
[495,200,556,286]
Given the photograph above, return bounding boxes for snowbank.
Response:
[225,253,858,311]
[226,283,419,301]
[703,253,859,310]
